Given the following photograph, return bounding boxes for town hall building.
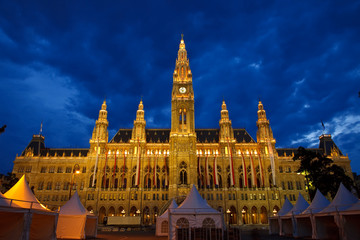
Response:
[12,37,353,225]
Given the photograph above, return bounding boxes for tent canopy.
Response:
[0,192,21,208]
[284,193,309,216]
[319,183,358,214]
[172,185,219,214]
[301,189,330,215]
[278,197,293,216]
[158,199,178,219]
[4,175,49,211]
[60,191,88,215]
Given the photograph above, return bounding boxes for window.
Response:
[40,167,46,173]
[25,166,32,173]
[161,221,169,233]
[55,182,61,190]
[57,167,63,173]
[46,182,52,190]
[63,182,69,190]
[49,166,55,173]
[38,181,44,190]
[176,218,189,228]
[82,166,86,173]
[66,167,72,173]
[202,218,215,228]
[179,162,187,184]
[17,166,24,173]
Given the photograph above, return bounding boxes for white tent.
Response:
[269,196,293,235]
[279,193,309,236]
[340,200,360,240]
[56,191,97,239]
[294,189,330,238]
[313,183,358,239]
[1,175,58,240]
[4,175,49,211]
[168,185,225,240]
[0,192,28,239]
[155,199,178,236]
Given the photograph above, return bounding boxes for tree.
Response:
[293,147,354,201]
[0,172,19,193]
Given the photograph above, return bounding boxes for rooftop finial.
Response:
[181,33,184,40]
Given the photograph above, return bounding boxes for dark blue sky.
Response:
[0,1,359,174]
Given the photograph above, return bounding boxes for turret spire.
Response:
[131,99,146,142]
[219,100,234,141]
[90,100,109,144]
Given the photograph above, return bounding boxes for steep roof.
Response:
[284,193,309,216]
[319,183,358,213]
[158,199,178,219]
[172,185,218,214]
[110,128,255,144]
[301,189,330,215]
[4,175,49,211]
[278,197,293,216]
[319,134,343,156]
[59,191,87,215]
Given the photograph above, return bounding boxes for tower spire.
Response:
[219,100,234,142]
[90,100,109,145]
[131,99,146,142]
[256,100,274,142]
[173,35,192,82]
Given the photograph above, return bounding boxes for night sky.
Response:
[0,1,359,174]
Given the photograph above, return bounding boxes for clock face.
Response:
[179,87,186,93]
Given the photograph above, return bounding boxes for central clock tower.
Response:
[169,35,197,198]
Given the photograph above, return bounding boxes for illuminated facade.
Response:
[12,37,353,225]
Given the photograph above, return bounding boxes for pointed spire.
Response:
[179,33,185,50]
[257,100,266,120]
[173,34,192,82]
[101,99,107,110]
[219,100,233,141]
[220,100,230,122]
[90,100,109,143]
[221,100,227,110]
[132,99,146,142]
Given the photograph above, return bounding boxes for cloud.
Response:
[290,111,360,148]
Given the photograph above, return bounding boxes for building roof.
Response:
[319,134,343,156]
[110,128,255,144]
[277,148,324,157]
[21,135,88,157]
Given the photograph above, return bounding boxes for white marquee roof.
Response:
[4,175,49,211]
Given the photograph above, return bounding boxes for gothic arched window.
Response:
[179,161,187,185]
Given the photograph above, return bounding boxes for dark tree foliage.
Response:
[293,147,354,201]
[0,172,19,193]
